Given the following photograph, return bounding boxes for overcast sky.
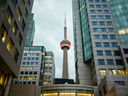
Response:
[32,0,75,81]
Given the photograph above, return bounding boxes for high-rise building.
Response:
[72,0,128,96]
[25,13,35,46]
[0,0,33,95]
[60,14,71,79]
[17,46,55,86]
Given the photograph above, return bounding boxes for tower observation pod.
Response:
[60,13,71,79]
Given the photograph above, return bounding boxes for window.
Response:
[92,22,98,25]
[32,82,36,84]
[97,10,102,14]
[26,66,29,70]
[23,57,26,60]
[103,85,106,95]
[101,28,106,32]
[29,71,32,74]
[48,81,51,84]
[97,51,103,56]
[113,51,120,56]
[102,35,108,39]
[26,62,30,65]
[33,76,37,80]
[18,33,22,46]
[106,22,112,26]
[123,49,128,54]
[94,35,100,39]
[6,39,14,54]
[34,67,38,70]
[44,76,47,79]
[24,53,27,56]
[36,58,39,60]
[90,10,95,13]
[118,70,125,75]
[0,25,7,43]
[12,22,18,35]
[28,82,31,84]
[32,58,35,60]
[101,0,106,3]
[35,62,38,65]
[48,76,52,79]
[17,8,21,21]
[27,0,30,8]
[43,81,47,84]
[96,5,101,8]
[105,16,111,19]
[105,51,112,56]
[98,16,103,19]
[99,22,105,26]
[116,60,123,65]
[93,28,99,32]
[27,57,30,60]
[31,62,34,65]
[20,76,23,80]
[24,8,28,18]
[36,53,39,56]
[104,10,109,14]
[91,16,96,19]
[11,0,17,8]
[103,5,108,8]
[28,76,32,80]
[95,0,100,3]
[110,35,116,39]
[90,5,94,8]
[108,28,114,32]
[25,71,28,74]
[20,0,25,8]
[13,49,19,63]
[107,60,114,65]
[22,62,25,65]
[45,67,48,70]
[49,67,52,70]
[5,8,13,24]
[103,42,110,47]
[28,53,31,56]
[115,81,125,85]
[20,71,24,74]
[95,42,102,47]
[0,0,6,10]
[108,70,116,75]
[34,71,37,74]
[98,60,105,65]
[100,70,106,75]
[30,66,33,70]
[21,20,25,31]
[24,76,27,80]
[21,66,25,70]
[32,53,35,56]
[112,43,118,47]
[49,64,52,66]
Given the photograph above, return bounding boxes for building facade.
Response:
[0,0,34,95]
[72,0,128,96]
[17,46,55,86]
[25,13,35,46]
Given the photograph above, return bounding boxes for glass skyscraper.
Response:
[25,13,35,46]
[72,0,128,96]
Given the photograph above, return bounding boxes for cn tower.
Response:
[60,13,71,79]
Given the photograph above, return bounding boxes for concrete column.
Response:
[4,74,13,96]
[41,91,44,96]
[58,90,60,96]
[75,90,77,96]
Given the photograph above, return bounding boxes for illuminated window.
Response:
[48,81,51,84]
[34,67,38,70]
[6,39,14,54]
[28,53,31,56]
[100,70,106,76]
[0,0,6,10]
[45,64,48,66]
[43,81,47,84]
[20,76,23,80]
[44,71,48,75]
[118,29,125,34]
[30,67,33,71]
[26,66,29,70]
[21,66,25,70]
[20,0,25,8]
[0,25,7,43]
[33,76,37,80]
[93,73,96,81]
[18,33,22,46]
[32,53,35,56]
[49,64,52,66]
[118,70,125,75]
[21,20,25,31]
[12,22,18,35]
[45,56,51,58]
[28,76,32,80]
[108,70,116,75]
[11,0,17,8]
[44,76,47,79]
[5,8,13,24]
[125,69,128,75]
[24,8,28,18]
[48,71,52,75]
[13,49,19,63]
[24,76,27,80]
[17,8,21,21]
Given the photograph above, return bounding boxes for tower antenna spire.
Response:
[65,12,66,27]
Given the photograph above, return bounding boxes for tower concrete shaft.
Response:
[60,13,71,79]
